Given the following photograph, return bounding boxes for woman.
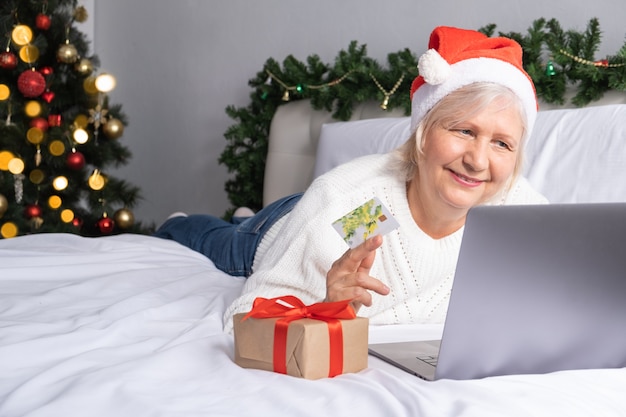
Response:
[155,26,548,332]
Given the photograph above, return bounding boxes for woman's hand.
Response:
[325,235,390,313]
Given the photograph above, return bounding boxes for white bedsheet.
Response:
[1,233,625,416]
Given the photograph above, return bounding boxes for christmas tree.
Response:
[0,0,150,238]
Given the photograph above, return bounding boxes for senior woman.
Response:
[154,26,548,331]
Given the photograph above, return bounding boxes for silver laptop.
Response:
[369,203,626,380]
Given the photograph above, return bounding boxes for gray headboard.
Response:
[263,100,404,206]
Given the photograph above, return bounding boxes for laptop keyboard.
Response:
[417,354,438,366]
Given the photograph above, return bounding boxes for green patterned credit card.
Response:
[332,197,400,248]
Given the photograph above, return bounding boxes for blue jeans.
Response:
[154,193,303,277]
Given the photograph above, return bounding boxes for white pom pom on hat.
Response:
[410,26,537,136]
[417,49,452,85]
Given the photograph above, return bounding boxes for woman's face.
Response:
[416,98,523,214]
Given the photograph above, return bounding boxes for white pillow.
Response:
[523,104,626,203]
[313,117,411,178]
[313,105,626,204]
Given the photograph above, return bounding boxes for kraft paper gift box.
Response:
[233,296,369,380]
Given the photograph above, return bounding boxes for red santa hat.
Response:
[410,26,537,136]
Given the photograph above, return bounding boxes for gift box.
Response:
[233,296,369,380]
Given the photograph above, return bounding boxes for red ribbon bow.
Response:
[243,296,356,377]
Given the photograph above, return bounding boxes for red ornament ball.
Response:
[35,13,52,30]
[0,51,18,70]
[24,204,43,219]
[72,217,83,228]
[40,66,54,76]
[66,151,86,170]
[30,117,49,132]
[17,70,46,98]
[97,216,115,234]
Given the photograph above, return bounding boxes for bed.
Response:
[2,93,626,416]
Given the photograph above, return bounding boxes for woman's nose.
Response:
[463,140,489,172]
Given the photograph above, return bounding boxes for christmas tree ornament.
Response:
[0,50,18,70]
[29,168,46,185]
[11,25,33,46]
[0,151,14,170]
[36,13,52,31]
[13,173,24,204]
[103,118,124,139]
[57,42,78,64]
[41,90,55,103]
[74,114,89,128]
[30,117,49,132]
[48,195,62,209]
[1,222,18,239]
[48,114,62,127]
[83,76,98,94]
[48,140,65,156]
[60,209,74,223]
[0,193,7,217]
[69,214,81,226]
[0,84,9,101]
[19,45,40,63]
[40,66,54,76]
[25,101,42,117]
[66,150,86,170]
[17,70,46,98]
[88,104,108,129]
[97,214,115,234]
[75,58,93,76]
[35,146,42,166]
[545,61,556,76]
[26,127,45,144]
[74,6,89,23]
[88,169,106,190]
[114,208,134,229]
[24,203,43,219]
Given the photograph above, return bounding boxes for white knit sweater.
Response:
[223,153,547,332]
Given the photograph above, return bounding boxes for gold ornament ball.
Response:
[75,58,94,76]
[0,193,8,217]
[114,208,134,229]
[103,118,124,139]
[12,25,33,46]
[57,43,78,64]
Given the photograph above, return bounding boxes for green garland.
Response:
[219,18,626,214]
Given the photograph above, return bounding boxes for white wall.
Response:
[92,0,626,226]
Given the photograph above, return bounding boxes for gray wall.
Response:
[93,0,626,226]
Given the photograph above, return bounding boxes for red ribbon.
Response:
[243,296,356,377]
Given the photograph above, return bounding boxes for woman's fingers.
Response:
[337,235,383,273]
[326,235,389,311]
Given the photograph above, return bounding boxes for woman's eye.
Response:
[455,129,473,136]
[495,140,511,150]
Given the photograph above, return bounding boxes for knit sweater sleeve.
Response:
[223,155,390,332]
